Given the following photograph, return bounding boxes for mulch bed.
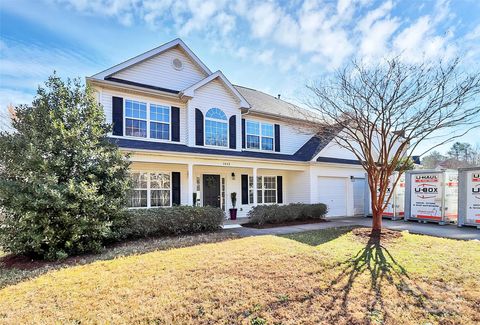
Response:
[241,218,327,229]
[351,227,402,243]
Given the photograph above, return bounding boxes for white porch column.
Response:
[187,163,194,205]
[253,167,258,205]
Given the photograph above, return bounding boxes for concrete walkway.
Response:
[225,216,480,240]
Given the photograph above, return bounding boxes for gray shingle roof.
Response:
[234,85,313,120]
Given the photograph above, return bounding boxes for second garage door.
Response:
[317,177,347,217]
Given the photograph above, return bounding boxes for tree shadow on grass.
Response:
[280,226,360,246]
[320,232,447,323]
[256,230,452,324]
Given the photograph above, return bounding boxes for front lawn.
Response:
[0,227,479,324]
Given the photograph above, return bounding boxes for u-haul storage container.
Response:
[364,172,406,220]
[458,167,480,228]
[404,169,458,224]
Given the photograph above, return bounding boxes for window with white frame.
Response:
[248,176,277,204]
[125,100,147,137]
[150,104,170,140]
[263,176,277,203]
[128,172,171,208]
[205,108,228,147]
[246,120,274,151]
[129,172,148,207]
[124,99,171,140]
[150,173,171,207]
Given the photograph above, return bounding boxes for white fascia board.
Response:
[180,71,251,109]
[91,38,212,80]
[86,77,181,100]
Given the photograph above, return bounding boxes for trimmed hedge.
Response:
[247,203,327,225]
[113,206,225,239]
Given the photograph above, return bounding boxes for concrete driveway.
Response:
[226,216,480,240]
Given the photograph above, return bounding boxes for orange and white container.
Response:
[364,171,406,220]
[458,167,480,228]
[404,169,458,224]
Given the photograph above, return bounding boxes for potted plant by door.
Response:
[229,192,238,220]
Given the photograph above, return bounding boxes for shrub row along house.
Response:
[88,39,365,218]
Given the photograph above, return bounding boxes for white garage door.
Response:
[317,177,347,217]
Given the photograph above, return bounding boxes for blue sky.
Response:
[1,0,479,154]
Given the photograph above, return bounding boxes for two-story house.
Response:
[87,38,366,218]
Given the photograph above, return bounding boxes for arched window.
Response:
[205,108,228,147]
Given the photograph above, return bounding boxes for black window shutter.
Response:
[274,124,281,152]
[229,115,236,149]
[171,107,180,142]
[241,118,246,148]
[195,108,204,146]
[241,174,248,205]
[172,172,181,205]
[112,96,123,136]
[277,176,283,204]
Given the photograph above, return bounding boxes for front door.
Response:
[203,174,221,207]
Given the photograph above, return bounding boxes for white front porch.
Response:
[128,152,308,218]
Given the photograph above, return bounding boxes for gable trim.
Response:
[180,71,251,109]
[91,38,212,80]
[105,77,180,94]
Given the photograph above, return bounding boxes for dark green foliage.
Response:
[114,206,224,239]
[247,203,327,225]
[0,74,131,260]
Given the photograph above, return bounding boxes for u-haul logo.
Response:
[415,175,439,183]
[472,173,480,182]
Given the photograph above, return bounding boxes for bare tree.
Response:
[303,57,480,232]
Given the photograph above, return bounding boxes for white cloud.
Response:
[41,0,472,72]
[256,49,275,65]
[249,2,281,38]
[179,0,223,35]
[357,1,399,61]
[465,24,480,41]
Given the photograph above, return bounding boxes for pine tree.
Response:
[0,74,131,259]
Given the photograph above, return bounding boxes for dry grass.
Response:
[0,227,479,324]
[0,231,240,289]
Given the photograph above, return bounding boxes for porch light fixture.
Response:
[231,172,235,180]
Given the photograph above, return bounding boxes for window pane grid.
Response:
[151,190,170,207]
[126,119,147,137]
[150,122,169,140]
[246,120,274,151]
[125,100,147,119]
[205,119,228,147]
[206,108,227,120]
[261,137,273,151]
[150,104,170,123]
[125,100,171,140]
[247,135,260,149]
[128,172,171,208]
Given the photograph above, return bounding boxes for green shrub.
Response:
[0,75,131,260]
[247,203,327,225]
[114,206,225,239]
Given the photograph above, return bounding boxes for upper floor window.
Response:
[246,120,274,151]
[150,104,170,140]
[124,99,171,140]
[205,108,228,147]
[125,100,147,138]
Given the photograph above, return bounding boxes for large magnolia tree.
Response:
[0,74,131,259]
[304,58,480,232]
